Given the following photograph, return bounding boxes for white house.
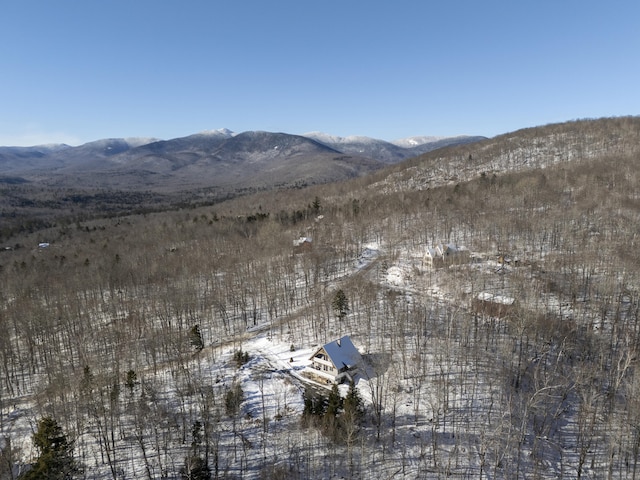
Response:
[307,336,362,384]
[424,243,470,268]
[293,236,313,254]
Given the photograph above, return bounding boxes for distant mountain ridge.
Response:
[2,116,638,242]
[0,130,483,192]
[304,132,483,164]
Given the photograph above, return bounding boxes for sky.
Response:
[1,1,639,146]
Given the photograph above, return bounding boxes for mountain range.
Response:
[0,130,484,193]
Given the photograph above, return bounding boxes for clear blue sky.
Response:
[1,1,639,146]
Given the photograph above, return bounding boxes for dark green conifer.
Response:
[20,417,81,479]
[332,289,349,321]
[190,324,205,352]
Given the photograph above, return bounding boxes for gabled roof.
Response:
[293,236,312,246]
[444,243,467,254]
[313,335,362,370]
[426,243,468,258]
[426,246,442,258]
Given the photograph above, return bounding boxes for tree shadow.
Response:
[360,352,392,379]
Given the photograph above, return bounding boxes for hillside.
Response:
[1,116,640,478]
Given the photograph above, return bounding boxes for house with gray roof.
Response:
[424,243,470,268]
[307,335,362,384]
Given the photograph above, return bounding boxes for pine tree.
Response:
[341,381,364,469]
[332,289,350,321]
[181,421,211,480]
[325,384,343,418]
[20,417,81,479]
[323,384,343,441]
[125,369,137,394]
[343,380,365,423]
[190,324,205,352]
[224,382,244,417]
[233,348,250,367]
[301,387,327,428]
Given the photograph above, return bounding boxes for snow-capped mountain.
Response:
[305,132,485,164]
[303,132,408,164]
[0,129,484,192]
[197,128,236,137]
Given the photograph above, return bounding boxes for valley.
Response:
[0,131,482,243]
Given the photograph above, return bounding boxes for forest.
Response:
[1,116,640,478]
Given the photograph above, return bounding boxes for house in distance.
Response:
[307,335,363,384]
[424,243,469,268]
[293,236,313,254]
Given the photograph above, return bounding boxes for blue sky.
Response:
[1,1,639,146]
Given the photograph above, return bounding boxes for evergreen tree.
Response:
[325,384,343,418]
[20,417,80,479]
[341,381,364,467]
[301,387,327,428]
[190,324,205,352]
[125,369,137,394]
[232,348,250,367]
[343,381,365,422]
[323,384,343,441]
[224,382,244,417]
[332,289,350,321]
[180,421,211,480]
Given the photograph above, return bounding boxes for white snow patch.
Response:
[390,135,448,147]
[198,128,235,137]
[386,266,404,285]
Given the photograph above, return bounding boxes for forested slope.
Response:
[1,117,640,478]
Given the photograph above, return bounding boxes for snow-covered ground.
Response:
[1,227,634,479]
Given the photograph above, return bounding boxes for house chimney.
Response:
[337,338,341,347]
